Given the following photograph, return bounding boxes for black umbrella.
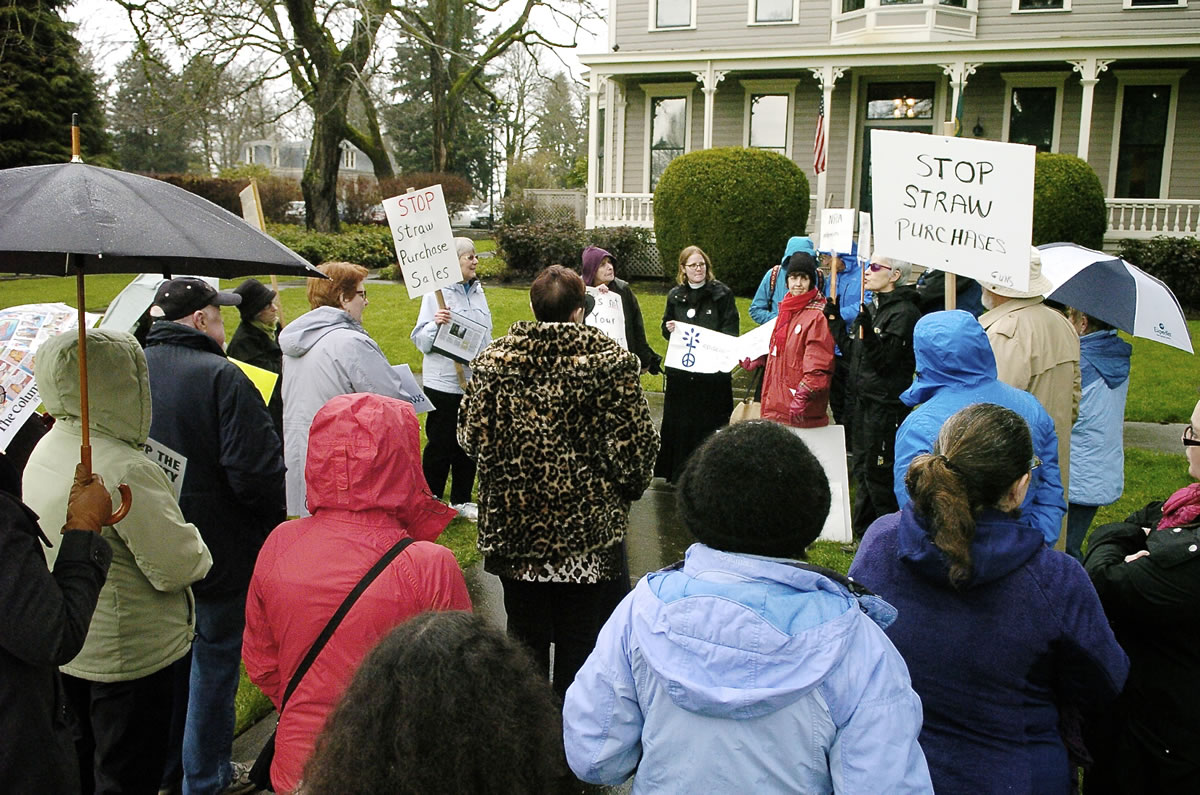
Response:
[0,119,326,521]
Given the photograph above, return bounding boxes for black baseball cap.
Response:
[150,277,241,321]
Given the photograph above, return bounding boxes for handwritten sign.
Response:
[144,437,188,499]
[733,317,776,361]
[391,365,435,414]
[585,287,628,349]
[383,185,460,299]
[665,323,739,373]
[819,208,855,255]
[870,130,1034,292]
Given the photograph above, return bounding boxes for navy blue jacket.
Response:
[851,505,1129,795]
[144,321,285,597]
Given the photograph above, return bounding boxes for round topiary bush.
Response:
[1033,153,1107,250]
[654,148,810,296]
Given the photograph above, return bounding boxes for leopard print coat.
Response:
[458,321,659,583]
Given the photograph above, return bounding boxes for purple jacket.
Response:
[849,506,1129,794]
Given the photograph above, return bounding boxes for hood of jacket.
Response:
[780,236,817,263]
[35,328,149,447]
[632,544,898,720]
[305,392,455,536]
[901,310,998,406]
[1079,330,1132,389]
[476,321,635,379]
[896,503,1043,588]
[278,306,365,358]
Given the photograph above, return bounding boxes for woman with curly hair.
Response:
[303,611,566,795]
[849,403,1129,794]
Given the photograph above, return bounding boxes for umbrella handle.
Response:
[106,484,132,524]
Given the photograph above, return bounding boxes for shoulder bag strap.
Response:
[766,264,781,312]
[277,535,415,714]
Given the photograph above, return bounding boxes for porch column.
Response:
[1070,58,1113,162]
[693,64,728,149]
[939,62,980,134]
[586,71,603,228]
[809,65,846,222]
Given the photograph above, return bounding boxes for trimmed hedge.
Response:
[267,223,396,270]
[1118,236,1200,313]
[493,217,656,281]
[653,148,810,296]
[1033,153,1107,250]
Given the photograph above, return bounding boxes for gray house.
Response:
[241,139,379,180]
[579,0,1200,246]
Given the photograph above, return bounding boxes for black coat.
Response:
[144,321,286,597]
[606,278,662,375]
[227,320,284,443]
[1084,502,1200,791]
[827,285,921,405]
[0,492,111,794]
[660,280,740,342]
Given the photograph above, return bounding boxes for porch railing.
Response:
[593,194,1200,246]
[1105,199,1200,243]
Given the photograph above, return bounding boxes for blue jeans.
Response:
[182,591,246,795]
[1066,503,1100,561]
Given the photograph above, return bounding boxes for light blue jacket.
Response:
[563,544,932,794]
[893,311,1066,545]
[1069,330,1132,506]
[410,280,492,394]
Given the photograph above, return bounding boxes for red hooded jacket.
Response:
[243,393,470,793]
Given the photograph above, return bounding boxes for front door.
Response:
[857,80,937,214]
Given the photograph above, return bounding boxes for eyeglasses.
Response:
[866,262,890,273]
[354,289,367,299]
[1184,425,1199,447]
[684,262,707,270]
[1029,456,1042,472]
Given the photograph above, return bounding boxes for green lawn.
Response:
[1123,320,1200,422]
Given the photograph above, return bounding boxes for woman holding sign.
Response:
[410,238,492,522]
[656,246,739,483]
[581,245,662,376]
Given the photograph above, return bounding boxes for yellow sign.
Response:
[229,358,278,405]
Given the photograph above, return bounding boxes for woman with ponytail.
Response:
[849,402,1128,795]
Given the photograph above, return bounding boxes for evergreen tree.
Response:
[109,46,194,173]
[0,0,110,167]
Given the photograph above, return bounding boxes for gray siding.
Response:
[1171,69,1200,199]
[613,0,1200,52]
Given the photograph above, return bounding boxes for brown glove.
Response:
[63,463,111,534]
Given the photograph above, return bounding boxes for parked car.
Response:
[451,204,479,227]
[284,201,306,224]
[469,213,494,229]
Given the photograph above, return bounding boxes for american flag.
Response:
[813,96,827,175]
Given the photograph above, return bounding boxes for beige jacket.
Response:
[980,297,1081,501]
[24,330,212,682]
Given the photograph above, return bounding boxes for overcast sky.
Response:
[64,0,605,84]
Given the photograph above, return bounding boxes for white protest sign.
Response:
[858,212,872,262]
[787,424,852,543]
[144,437,188,499]
[870,129,1035,292]
[383,185,460,299]
[585,287,628,349]
[391,365,435,414]
[664,322,738,374]
[733,317,776,362]
[819,208,855,254]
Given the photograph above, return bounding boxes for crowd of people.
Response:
[1,231,1196,795]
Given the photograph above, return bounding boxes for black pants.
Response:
[422,387,477,505]
[851,398,906,540]
[500,576,629,701]
[830,355,853,437]
[63,664,174,795]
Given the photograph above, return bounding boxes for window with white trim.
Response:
[1109,70,1184,199]
[341,147,357,170]
[750,0,798,24]
[642,83,694,191]
[651,0,695,29]
[1001,72,1066,153]
[1013,0,1070,12]
[1124,0,1186,7]
[741,79,798,158]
